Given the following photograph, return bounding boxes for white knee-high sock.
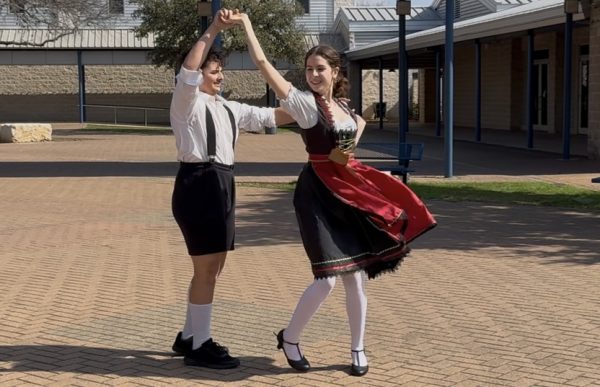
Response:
[342,271,368,365]
[283,277,336,360]
[181,285,193,339]
[190,303,212,349]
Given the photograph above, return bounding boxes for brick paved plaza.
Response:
[1,126,600,386]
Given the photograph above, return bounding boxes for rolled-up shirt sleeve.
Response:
[171,67,203,121]
[226,101,276,133]
[278,86,318,129]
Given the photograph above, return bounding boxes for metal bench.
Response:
[355,142,425,184]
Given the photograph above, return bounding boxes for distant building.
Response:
[1,0,597,158]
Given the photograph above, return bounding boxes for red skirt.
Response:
[308,154,437,244]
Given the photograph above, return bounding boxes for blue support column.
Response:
[527,30,534,148]
[358,62,363,115]
[444,0,454,178]
[475,39,481,142]
[562,13,573,160]
[435,48,441,137]
[77,50,86,124]
[379,57,384,130]
[199,0,209,33]
[212,0,221,48]
[399,15,408,145]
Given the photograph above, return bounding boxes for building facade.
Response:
[345,0,599,158]
[1,0,598,159]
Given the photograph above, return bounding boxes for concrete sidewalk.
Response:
[1,126,600,386]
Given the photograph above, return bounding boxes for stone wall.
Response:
[361,69,400,121]
[0,65,303,123]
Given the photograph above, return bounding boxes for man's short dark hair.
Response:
[177,48,226,71]
[201,49,225,69]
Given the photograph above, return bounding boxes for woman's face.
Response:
[305,54,338,96]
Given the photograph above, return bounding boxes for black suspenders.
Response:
[205,104,237,163]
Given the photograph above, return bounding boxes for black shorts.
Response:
[172,162,235,256]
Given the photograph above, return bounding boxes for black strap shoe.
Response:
[184,338,240,369]
[275,329,311,372]
[350,349,369,377]
[172,332,193,356]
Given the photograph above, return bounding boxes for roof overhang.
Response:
[345,0,586,61]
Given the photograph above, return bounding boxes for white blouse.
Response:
[279,86,357,133]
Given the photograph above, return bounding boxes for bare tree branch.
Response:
[0,0,117,46]
[0,29,79,46]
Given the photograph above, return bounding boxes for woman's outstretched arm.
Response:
[226,11,292,100]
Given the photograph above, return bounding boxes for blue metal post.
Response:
[399,15,408,145]
[379,57,384,130]
[444,0,454,178]
[435,48,441,136]
[199,0,209,33]
[527,30,534,148]
[562,13,573,160]
[475,39,481,142]
[77,50,86,123]
[212,0,221,48]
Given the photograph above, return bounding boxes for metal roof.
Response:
[495,0,536,5]
[345,0,585,61]
[431,0,536,9]
[0,29,154,49]
[340,6,442,23]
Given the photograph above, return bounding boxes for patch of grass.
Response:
[410,181,600,211]
[83,124,172,134]
[238,180,600,211]
[238,181,296,192]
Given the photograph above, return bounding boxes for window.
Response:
[109,0,124,15]
[9,0,26,14]
[297,0,309,14]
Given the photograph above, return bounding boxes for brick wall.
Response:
[452,40,513,131]
[589,0,600,158]
[453,43,477,129]
[511,38,525,131]
[419,68,437,123]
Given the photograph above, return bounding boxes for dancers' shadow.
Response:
[0,345,306,381]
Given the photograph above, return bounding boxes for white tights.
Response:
[282,271,368,365]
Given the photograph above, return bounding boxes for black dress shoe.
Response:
[275,329,310,372]
[184,338,240,369]
[172,332,192,356]
[350,349,369,377]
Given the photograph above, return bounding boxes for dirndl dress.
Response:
[293,95,436,279]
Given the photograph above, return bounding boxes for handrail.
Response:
[81,104,169,126]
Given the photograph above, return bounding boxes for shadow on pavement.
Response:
[235,189,300,246]
[0,345,322,380]
[0,161,304,179]
[233,191,600,265]
[414,201,600,265]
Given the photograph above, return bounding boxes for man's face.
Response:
[200,61,224,96]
